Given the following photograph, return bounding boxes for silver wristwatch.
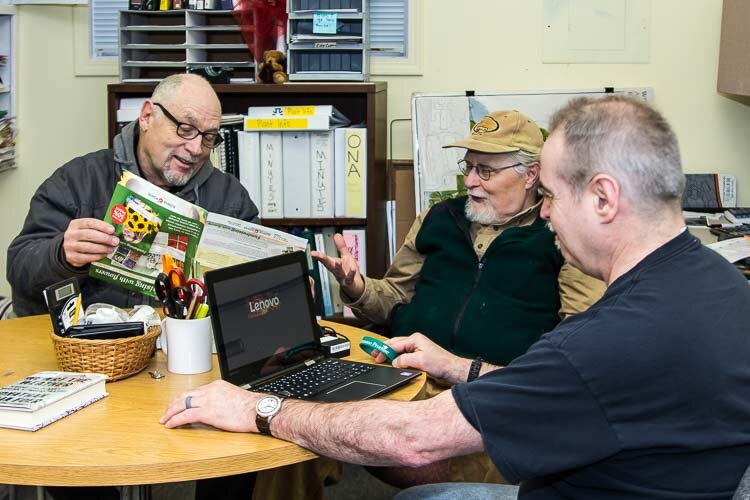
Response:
[256,395,284,436]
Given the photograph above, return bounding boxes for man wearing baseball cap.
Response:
[308,110,604,487]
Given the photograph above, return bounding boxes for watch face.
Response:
[257,396,281,416]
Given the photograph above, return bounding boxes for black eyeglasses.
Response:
[457,159,523,181]
[153,102,223,149]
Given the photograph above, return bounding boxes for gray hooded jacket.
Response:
[7,121,259,317]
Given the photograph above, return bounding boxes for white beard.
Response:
[465,198,501,225]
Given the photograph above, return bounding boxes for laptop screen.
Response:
[206,252,321,384]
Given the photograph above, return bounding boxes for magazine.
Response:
[89,171,308,297]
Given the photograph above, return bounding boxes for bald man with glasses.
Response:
[8,73,259,318]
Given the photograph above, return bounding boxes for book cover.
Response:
[0,372,108,432]
[341,228,366,318]
[89,171,208,298]
[682,174,737,209]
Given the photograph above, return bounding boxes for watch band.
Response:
[467,357,483,382]
[256,412,272,436]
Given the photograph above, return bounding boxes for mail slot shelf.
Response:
[286,0,368,81]
[119,9,254,82]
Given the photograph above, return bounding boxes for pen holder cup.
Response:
[50,324,161,382]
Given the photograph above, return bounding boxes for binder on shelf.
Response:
[260,132,284,218]
[341,228,366,318]
[334,127,367,218]
[314,231,333,317]
[321,226,343,314]
[310,130,335,218]
[299,228,324,316]
[238,131,261,208]
[244,105,351,131]
[282,132,312,218]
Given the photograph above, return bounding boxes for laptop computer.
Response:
[203,251,420,403]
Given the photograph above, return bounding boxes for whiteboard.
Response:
[410,88,653,212]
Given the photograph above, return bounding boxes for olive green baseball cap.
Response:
[443,110,543,154]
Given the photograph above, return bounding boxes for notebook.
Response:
[204,251,420,403]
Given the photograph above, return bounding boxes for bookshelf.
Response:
[106,82,388,283]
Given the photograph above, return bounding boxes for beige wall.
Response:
[1,0,749,297]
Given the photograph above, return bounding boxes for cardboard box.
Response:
[391,161,416,250]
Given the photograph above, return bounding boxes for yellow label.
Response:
[283,106,316,116]
[245,118,309,130]
[345,129,365,217]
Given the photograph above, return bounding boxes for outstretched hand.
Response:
[371,333,470,386]
[63,218,119,268]
[311,233,365,300]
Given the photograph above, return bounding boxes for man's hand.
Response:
[371,333,471,386]
[62,218,119,268]
[311,233,365,300]
[160,380,261,432]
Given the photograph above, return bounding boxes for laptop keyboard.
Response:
[255,358,375,399]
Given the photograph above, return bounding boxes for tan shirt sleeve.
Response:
[558,262,607,317]
[342,208,430,324]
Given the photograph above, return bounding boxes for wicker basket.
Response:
[50,324,161,382]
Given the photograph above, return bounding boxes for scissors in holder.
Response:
[155,272,206,319]
[155,273,188,319]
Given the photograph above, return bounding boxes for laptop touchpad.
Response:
[324,381,386,401]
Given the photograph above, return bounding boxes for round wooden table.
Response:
[0,316,425,486]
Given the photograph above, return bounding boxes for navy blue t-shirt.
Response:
[452,230,750,499]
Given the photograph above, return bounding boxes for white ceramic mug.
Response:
[160,316,213,375]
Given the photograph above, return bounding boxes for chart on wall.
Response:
[411,88,653,212]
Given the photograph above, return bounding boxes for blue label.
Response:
[313,11,338,34]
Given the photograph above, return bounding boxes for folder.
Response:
[310,131,335,218]
[259,132,284,218]
[343,128,367,218]
[282,132,312,218]
[238,131,261,209]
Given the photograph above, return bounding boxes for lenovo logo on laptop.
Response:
[247,292,281,318]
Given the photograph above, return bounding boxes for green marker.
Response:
[193,303,209,319]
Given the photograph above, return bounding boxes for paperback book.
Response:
[0,372,108,432]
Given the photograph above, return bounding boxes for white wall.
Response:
[1,0,749,297]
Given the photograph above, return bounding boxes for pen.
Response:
[72,294,82,325]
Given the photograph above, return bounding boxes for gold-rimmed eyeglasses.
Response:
[457,159,523,181]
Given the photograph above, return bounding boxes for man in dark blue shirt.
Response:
[160,96,750,499]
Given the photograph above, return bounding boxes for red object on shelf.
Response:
[233,0,287,69]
